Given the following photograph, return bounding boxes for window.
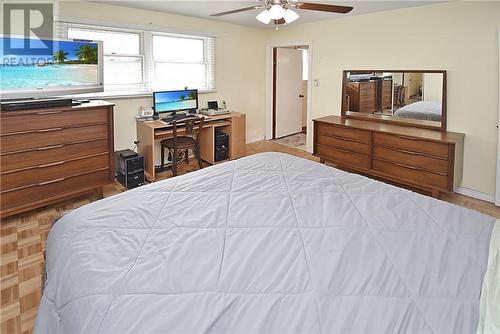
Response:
[68,26,144,91]
[62,22,216,94]
[302,49,308,81]
[152,34,215,91]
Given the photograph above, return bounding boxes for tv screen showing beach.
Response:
[1,37,100,91]
[154,90,198,113]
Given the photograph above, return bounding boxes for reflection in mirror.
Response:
[342,71,445,128]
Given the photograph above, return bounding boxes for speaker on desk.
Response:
[215,130,229,162]
[115,149,145,189]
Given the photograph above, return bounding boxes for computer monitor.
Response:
[153,89,198,115]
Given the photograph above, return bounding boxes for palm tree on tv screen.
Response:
[179,95,185,101]
[187,91,196,100]
[75,44,98,64]
[53,50,68,63]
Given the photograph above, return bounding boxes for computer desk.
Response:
[136,112,246,182]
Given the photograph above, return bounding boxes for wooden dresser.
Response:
[0,101,115,218]
[313,116,464,196]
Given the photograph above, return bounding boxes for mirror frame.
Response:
[341,70,447,131]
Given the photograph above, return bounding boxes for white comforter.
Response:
[35,152,495,334]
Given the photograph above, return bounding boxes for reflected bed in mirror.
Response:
[341,70,446,130]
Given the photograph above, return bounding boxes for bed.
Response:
[394,101,442,122]
[35,152,496,333]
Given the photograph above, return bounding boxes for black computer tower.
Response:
[115,149,145,189]
[215,130,229,162]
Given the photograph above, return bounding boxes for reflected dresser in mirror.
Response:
[314,70,464,197]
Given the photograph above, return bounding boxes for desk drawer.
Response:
[1,108,108,134]
[1,170,110,211]
[373,146,448,175]
[1,139,109,172]
[1,154,109,191]
[373,159,448,190]
[373,132,449,158]
[1,124,108,154]
[316,144,369,169]
[317,134,369,155]
[316,123,370,144]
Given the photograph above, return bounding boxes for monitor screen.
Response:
[153,89,198,114]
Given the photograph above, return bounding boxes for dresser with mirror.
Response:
[314,70,464,197]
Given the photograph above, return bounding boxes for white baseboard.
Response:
[455,186,495,203]
[246,136,266,144]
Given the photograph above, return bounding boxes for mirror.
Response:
[342,70,446,130]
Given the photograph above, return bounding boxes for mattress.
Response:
[35,152,496,334]
[394,101,442,121]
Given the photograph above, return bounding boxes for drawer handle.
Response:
[36,127,63,133]
[385,160,420,170]
[37,161,66,168]
[35,111,63,115]
[38,178,66,186]
[331,147,352,154]
[37,144,64,151]
[393,134,418,141]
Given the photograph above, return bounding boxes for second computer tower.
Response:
[215,130,229,162]
[115,149,145,189]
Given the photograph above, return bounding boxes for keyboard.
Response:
[161,114,193,124]
[198,109,230,116]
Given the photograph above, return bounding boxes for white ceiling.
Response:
[94,1,445,28]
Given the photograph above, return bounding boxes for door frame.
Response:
[265,40,313,152]
[496,29,500,206]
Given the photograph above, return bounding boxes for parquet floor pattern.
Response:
[1,141,499,334]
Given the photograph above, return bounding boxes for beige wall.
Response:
[57,1,268,150]
[267,1,500,196]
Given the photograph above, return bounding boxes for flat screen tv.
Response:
[0,35,103,100]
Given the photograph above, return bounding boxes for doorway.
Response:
[266,41,313,152]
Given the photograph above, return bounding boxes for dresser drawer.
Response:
[1,108,108,134]
[317,134,369,155]
[1,154,109,191]
[373,159,448,190]
[316,123,370,144]
[1,124,108,154]
[1,170,110,212]
[316,145,369,169]
[373,132,449,158]
[373,146,448,175]
[1,139,109,172]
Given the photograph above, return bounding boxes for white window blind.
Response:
[153,34,215,91]
[67,26,144,91]
[58,21,216,94]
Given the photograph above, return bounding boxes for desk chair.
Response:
[160,117,204,176]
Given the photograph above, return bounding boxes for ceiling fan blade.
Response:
[210,6,257,17]
[298,2,353,14]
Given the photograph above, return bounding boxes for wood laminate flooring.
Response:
[1,140,499,334]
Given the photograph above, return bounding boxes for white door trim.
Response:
[265,40,313,153]
[496,29,500,206]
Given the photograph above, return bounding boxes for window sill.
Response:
[72,90,216,101]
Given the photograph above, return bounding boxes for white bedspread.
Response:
[35,152,496,334]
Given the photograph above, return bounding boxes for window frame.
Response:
[61,21,216,97]
[152,33,210,91]
[67,25,146,92]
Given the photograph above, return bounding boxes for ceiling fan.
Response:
[210,0,353,27]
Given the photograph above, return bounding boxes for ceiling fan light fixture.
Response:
[256,9,272,24]
[268,4,285,20]
[283,8,299,24]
